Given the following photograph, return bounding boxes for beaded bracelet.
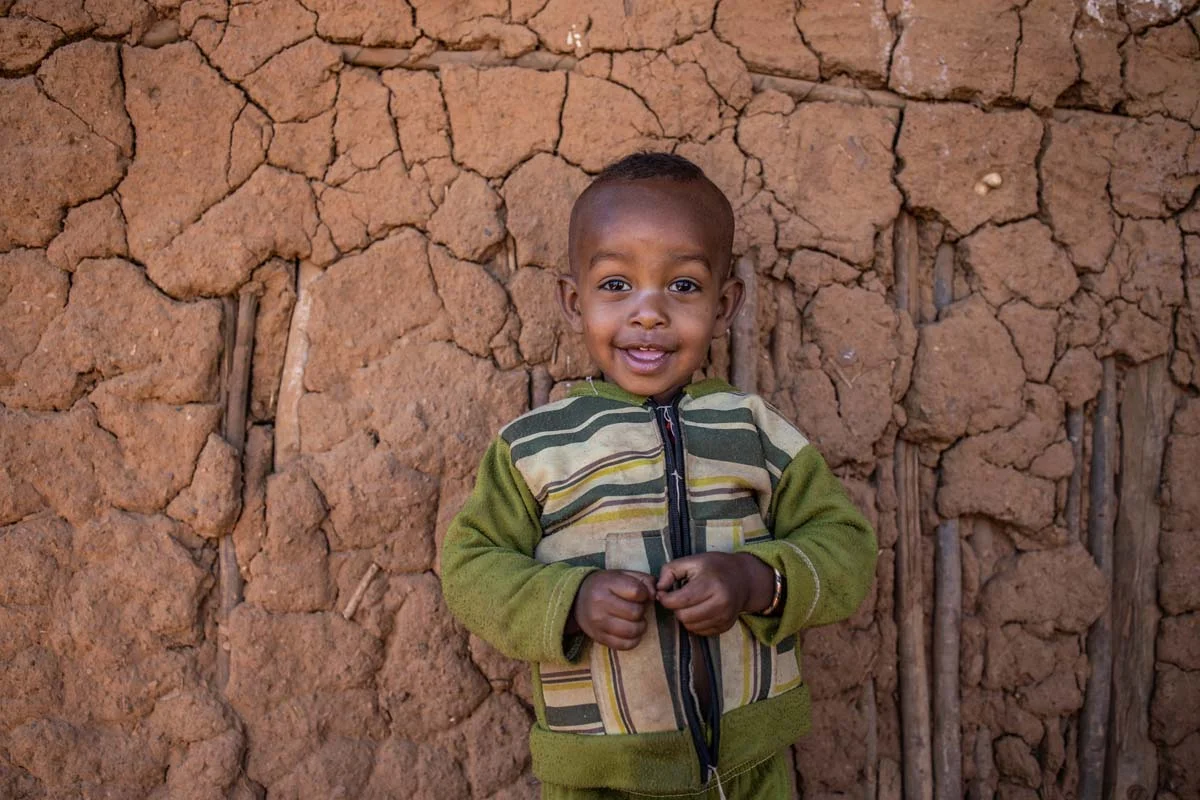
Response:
[760,567,784,616]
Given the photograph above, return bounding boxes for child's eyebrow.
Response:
[587,250,713,270]
[666,251,713,269]
[588,249,628,267]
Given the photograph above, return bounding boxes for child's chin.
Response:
[628,377,686,401]
[601,355,696,399]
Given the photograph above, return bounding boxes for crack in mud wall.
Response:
[2,0,1200,797]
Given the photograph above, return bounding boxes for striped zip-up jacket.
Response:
[441,378,877,794]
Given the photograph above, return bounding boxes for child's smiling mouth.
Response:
[619,344,674,373]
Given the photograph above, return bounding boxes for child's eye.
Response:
[598,278,631,292]
[669,278,701,293]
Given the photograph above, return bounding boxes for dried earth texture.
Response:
[2,1,1199,798]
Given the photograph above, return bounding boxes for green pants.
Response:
[540,752,792,799]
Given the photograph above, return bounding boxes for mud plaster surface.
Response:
[2,0,1200,797]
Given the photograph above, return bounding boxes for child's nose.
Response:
[629,290,668,328]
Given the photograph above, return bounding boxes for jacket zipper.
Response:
[652,398,721,785]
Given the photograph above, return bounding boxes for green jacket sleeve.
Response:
[738,444,878,645]
[440,438,595,665]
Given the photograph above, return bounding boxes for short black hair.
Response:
[568,151,736,277]
[592,151,707,184]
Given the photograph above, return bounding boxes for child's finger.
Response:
[655,558,699,592]
[609,572,654,603]
[596,618,647,650]
[679,618,731,637]
[599,632,645,651]
[625,570,658,599]
[602,595,651,622]
[599,615,647,640]
[674,597,729,631]
[656,579,708,611]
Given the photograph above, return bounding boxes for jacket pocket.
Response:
[537,660,606,734]
[701,516,804,714]
[589,529,683,734]
[535,529,683,735]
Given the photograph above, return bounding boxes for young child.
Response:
[441,152,877,799]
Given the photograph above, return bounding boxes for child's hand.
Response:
[656,553,775,637]
[569,569,657,651]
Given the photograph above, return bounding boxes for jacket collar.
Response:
[567,377,738,406]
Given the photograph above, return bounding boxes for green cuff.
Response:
[545,565,597,665]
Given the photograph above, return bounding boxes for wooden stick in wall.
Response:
[969,726,994,800]
[894,215,917,318]
[531,365,553,408]
[1065,406,1085,542]
[863,680,878,800]
[218,286,259,688]
[505,233,518,276]
[341,44,577,72]
[219,297,236,429]
[275,261,321,470]
[932,242,954,316]
[895,440,933,800]
[343,562,381,620]
[339,45,911,111]
[730,252,758,393]
[933,519,962,799]
[1078,357,1116,800]
[1107,357,1172,798]
[224,287,259,456]
[894,210,932,800]
[750,73,907,109]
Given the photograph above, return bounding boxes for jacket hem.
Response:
[530,682,811,793]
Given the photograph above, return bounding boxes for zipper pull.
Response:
[708,766,727,800]
[658,405,675,442]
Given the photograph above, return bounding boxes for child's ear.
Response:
[556,273,585,333]
[714,275,745,336]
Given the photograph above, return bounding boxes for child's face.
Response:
[558,178,743,403]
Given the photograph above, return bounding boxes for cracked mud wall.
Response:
[2,1,1199,797]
